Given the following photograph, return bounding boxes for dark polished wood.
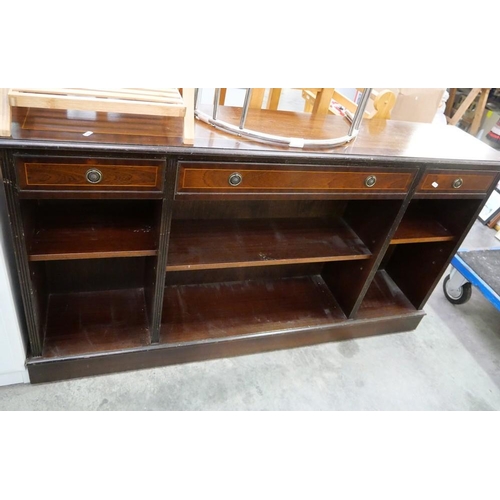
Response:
[17,156,164,194]
[42,288,150,358]
[400,196,492,310]
[356,270,416,320]
[46,257,147,294]
[148,159,178,343]
[418,170,497,194]
[1,151,45,355]
[167,217,371,271]
[165,262,325,287]
[322,199,407,317]
[27,200,158,261]
[7,106,500,166]
[144,202,163,337]
[172,199,347,220]
[385,241,457,309]
[27,313,425,384]
[27,261,48,355]
[391,213,455,244]
[1,104,500,382]
[177,162,414,196]
[161,275,346,344]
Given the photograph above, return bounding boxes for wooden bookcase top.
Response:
[2,105,500,166]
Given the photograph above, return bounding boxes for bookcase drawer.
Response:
[417,170,497,194]
[17,157,164,195]
[176,163,415,197]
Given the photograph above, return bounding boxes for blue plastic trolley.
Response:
[443,248,500,311]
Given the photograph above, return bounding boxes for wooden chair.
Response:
[300,88,396,119]
[445,88,491,136]
[196,88,373,149]
[0,88,195,144]
[218,88,337,115]
[217,88,396,120]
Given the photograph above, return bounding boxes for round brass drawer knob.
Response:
[452,178,463,189]
[228,172,243,187]
[365,175,377,188]
[86,168,103,184]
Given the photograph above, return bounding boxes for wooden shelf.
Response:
[161,275,347,344]
[356,270,416,320]
[391,213,455,245]
[28,203,157,261]
[167,217,371,271]
[42,288,150,358]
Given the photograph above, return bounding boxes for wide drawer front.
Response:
[418,170,497,194]
[17,157,164,193]
[177,163,415,195]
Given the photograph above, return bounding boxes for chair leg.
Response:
[470,88,490,136]
[183,88,195,145]
[267,88,282,110]
[0,88,11,137]
[445,88,457,118]
[372,90,396,119]
[312,88,334,115]
[249,88,266,109]
[219,88,227,105]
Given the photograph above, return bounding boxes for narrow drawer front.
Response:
[418,171,497,194]
[177,164,414,195]
[18,158,164,192]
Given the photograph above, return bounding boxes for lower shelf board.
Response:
[160,275,347,344]
[42,288,151,358]
[356,270,416,320]
[27,310,425,384]
[27,276,426,383]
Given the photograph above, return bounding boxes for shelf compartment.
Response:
[356,270,416,320]
[42,288,150,358]
[28,202,157,261]
[167,217,371,271]
[161,275,347,344]
[391,213,455,244]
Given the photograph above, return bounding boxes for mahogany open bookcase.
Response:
[1,104,499,383]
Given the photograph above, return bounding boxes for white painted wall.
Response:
[0,188,29,385]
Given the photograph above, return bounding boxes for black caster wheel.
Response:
[443,274,472,305]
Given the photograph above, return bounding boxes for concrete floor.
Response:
[1,90,499,410]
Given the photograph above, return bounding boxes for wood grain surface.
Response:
[28,201,158,261]
[356,270,416,320]
[167,217,371,271]
[42,288,150,358]
[177,164,414,195]
[418,171,497,193]
[391,213,455,244]
[2,100,499,383]
[161,275,346,344]
[21,162,160,191]
[6,105,500,164]
[27,312,425,383]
